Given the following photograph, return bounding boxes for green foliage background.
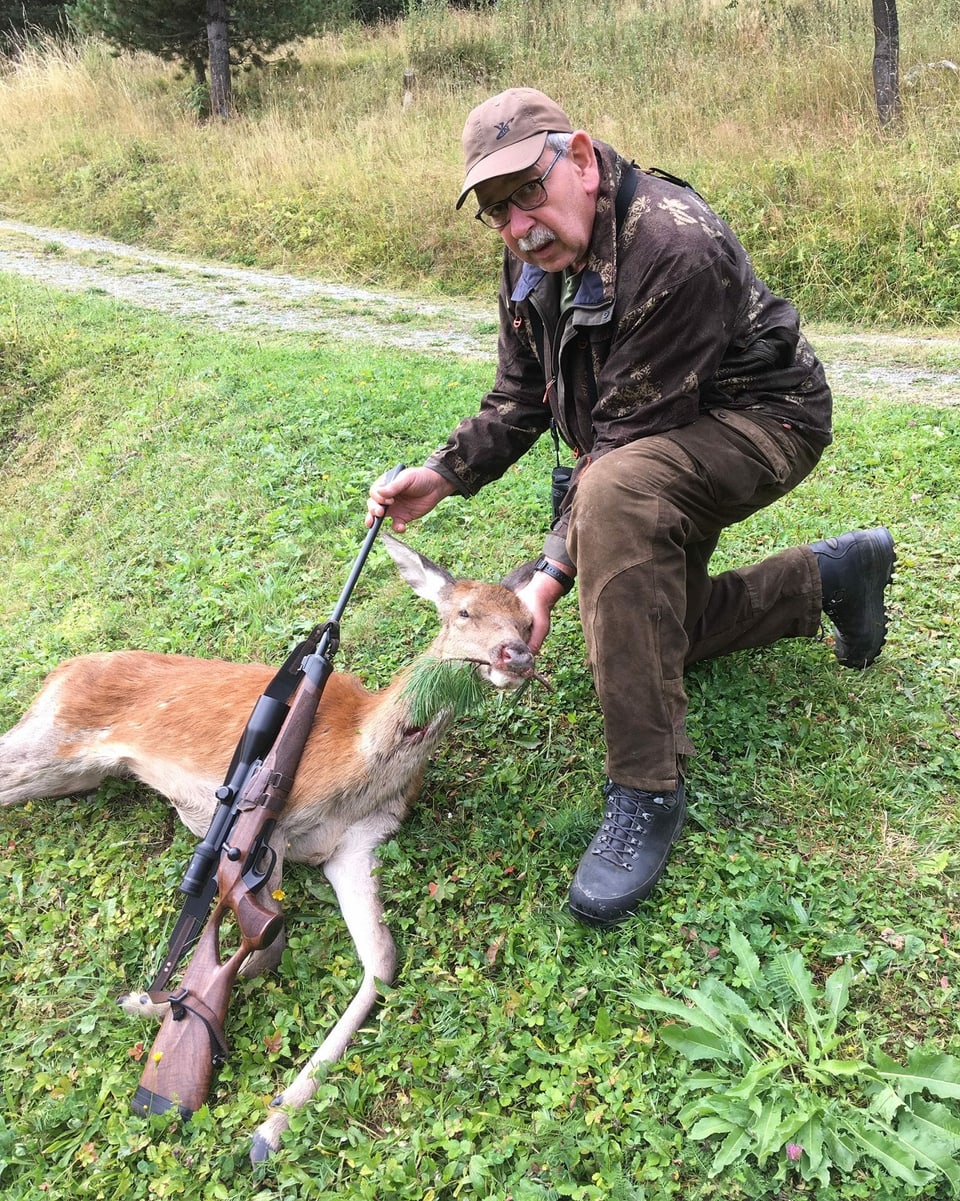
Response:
[0,273,958,1198]
[69,0,334,72]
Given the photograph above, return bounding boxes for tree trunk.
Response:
[207,0,233,120]
[872,0,902,127]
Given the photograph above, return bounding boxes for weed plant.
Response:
[0,273,959,1198]
[638,928,960,1190]
[0,1,958,322]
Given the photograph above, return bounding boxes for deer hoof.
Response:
[117,990,170,1020]
[249,1133,274,1164]
[250,1111,287,1164]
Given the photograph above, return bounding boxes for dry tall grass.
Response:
[0,2,957,317]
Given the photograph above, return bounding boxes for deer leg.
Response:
[249,821,397,1163]
[0,698,110,807]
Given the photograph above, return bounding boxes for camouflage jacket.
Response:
[426,140,833,565]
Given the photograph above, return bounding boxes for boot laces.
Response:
[593,783,675,870]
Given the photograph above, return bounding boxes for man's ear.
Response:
[568,130,600,197]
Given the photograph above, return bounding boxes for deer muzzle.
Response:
[484,640,535,689]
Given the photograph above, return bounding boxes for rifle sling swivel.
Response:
[149,986,230,1066]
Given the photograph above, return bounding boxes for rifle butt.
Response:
[132,989,223,1118]
[132,928,248,1120]
[132,1081,195,1120]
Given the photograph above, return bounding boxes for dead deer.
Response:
[0,534,536,1160]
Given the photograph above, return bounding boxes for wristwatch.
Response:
[533,556,575,594]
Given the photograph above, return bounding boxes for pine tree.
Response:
[0,2,69,52]
[70,0,334,118]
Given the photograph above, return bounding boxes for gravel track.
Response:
[2,217,958,404]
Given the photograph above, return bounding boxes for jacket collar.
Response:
[512,262,607,307]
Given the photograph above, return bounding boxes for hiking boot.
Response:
[811,527,895,669]
[568,779,686,927]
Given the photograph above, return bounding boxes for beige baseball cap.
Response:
[456,87,574,210]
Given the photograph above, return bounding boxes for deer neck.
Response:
[357,653,459,771]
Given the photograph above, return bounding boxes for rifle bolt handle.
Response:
[224,844,241,862]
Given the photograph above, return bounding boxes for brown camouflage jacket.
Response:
[426,140,833,564]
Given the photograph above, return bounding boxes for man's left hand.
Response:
[515,568,570,653]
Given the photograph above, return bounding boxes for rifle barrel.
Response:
[326,463,405,631]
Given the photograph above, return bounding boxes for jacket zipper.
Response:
[527,294,580,452]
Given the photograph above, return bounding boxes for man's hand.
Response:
[514,563,573,653]
[366,467,456,532]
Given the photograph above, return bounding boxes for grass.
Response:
[0,3,958,321]
[1,272,959,1199]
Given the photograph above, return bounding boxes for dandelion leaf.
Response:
[848,1118,932,1188]
[875,1048,960,1101]
[659,1023,730,1062]
[727,923,766,1000]
[823,961,853,1040]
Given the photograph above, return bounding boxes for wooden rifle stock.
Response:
[133,916,273,1118]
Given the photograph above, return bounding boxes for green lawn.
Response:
[1,274,959,1199]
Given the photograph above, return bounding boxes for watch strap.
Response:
[533,557,575,594]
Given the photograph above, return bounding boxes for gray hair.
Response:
[545,131,574,155]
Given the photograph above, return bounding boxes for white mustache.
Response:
[517,225,555,253]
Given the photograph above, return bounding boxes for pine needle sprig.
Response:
[402,657,488,728]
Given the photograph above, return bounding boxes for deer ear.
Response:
[381,533,455,604]
[500,560,538,594]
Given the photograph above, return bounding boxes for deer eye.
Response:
[458,609,470,619]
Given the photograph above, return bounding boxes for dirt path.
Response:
[2,218,958,405]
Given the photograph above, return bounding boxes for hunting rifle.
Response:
[132,465,404,1119]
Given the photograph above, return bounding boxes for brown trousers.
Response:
[566,408,825,792]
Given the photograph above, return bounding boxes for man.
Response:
[367,87,894,927]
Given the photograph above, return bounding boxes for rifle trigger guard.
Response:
[245,841,277,891]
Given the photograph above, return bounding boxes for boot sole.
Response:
[835,527,896,668]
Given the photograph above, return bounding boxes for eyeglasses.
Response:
[475,149,564,229]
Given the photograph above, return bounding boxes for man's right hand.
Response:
[366,466,456,532]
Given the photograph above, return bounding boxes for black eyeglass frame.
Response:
[474,148,565,229]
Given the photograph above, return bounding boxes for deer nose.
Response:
[496,640,535,676]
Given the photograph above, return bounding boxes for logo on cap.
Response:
[494,120,513,140]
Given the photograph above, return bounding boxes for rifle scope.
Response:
[179,692,290,897]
